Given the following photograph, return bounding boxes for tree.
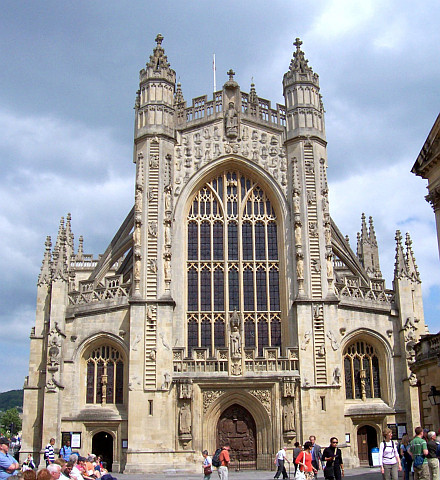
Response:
[0,408,22,436]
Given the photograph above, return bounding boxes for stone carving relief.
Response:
[309,221,318,237]
[408,372,418,386]
[326,330,339,351]
[332,366,341,386]
[179,380,193,399]
[282,399,296,433]
[282,378,297,397]
[148,221,157,237]
[161,371,171,390]
[173,125,286,197]
[179,402,192,434]
[403,317,417,364]
[203,390,225,413]
[249,389,271,415]
[148,259,157,273]
[301,330,312,351]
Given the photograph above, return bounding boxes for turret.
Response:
[283,38,325,142]
[356,213,382,278]
[135,34,176,138]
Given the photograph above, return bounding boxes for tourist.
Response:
[202,450,212,479]
[322,437,344,480]
[37,469,52,480]
[218,443,230,480]
[47,464,61,480]
[295,441,318,480]
[22,454,36,471]
[0,438,20,479]
[59,442,72,463]
[274,445,290,479]
[53,459,69,480]
[309,436,322,479]
[379,428,401,480]
[67,456,84,480]
[293,442,302,476]
[426,432,439,480]
[23,470,37,480]
[44,439,56,467]
[400,434,413,480]
[410,427,429,480]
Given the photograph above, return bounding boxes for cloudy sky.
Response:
[1,0,439,392]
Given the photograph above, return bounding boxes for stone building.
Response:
[410,114,440,432]
[22,36,428,473]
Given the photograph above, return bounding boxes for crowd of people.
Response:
[201,426,440,480]
[0,437,113,480]
[379,427,440,480]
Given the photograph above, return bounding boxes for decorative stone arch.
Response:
[171,155,293,355]
[74,333,129,407]
[355,422,380,466]
[202,389,273,459]
[341,328,395,405]
[89,427,117,472]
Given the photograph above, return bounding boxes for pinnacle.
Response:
[289,37,313,74]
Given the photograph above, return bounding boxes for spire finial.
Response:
[155,33,164,46]
[38,236,52,286]
[227,69,235,81]
[394,230,408,279]
[405,232,421,282]
[289,37,312,73]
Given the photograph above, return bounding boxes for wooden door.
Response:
[357,426,369,465]
[217,404,257,470]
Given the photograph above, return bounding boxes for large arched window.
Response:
[344,340,381,400]
[186,170,281,356]
[86,345,124,404]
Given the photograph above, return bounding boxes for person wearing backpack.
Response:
[379,428,401,480]
[410,427,429,480]
[59,441,72,462]
[400,434,413,480]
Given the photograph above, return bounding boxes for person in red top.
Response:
[296,441,318,480]
[218,444,230,480]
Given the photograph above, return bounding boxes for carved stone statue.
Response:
[296,255,304,279]
[283,400,295,432]
[332,366,341,385]
[179,403,191,434]
[230,326,241,358]
[295,223,302,246]
[225,102,239,138]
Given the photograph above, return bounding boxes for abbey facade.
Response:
[22,36,427,473]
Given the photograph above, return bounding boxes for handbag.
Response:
[204,465,213,475]
[295,470,306,480]
[414,455,424,468]
[324,465,334,478]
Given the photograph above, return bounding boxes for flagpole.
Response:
[213,53,216,93]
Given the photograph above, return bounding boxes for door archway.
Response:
[217,404,257,470]
[92,431,113,472]
[357,425,378,466]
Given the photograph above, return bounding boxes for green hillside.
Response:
[0,390,23,412]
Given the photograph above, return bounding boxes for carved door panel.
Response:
[217,404,257,469]
[357,426,369,465]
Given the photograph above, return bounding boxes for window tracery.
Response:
[186,170,281,356]
[86,345,124,404]
[343,340,381,400]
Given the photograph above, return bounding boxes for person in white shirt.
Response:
[274,446,290,479]
[379,428,402,480]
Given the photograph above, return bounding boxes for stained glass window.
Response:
[86,346,124,405]
[343,340,382,400]
[186,170,281,356]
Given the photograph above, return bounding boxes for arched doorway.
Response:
[92,432,113,472]
[357,425,378,466]
[217,404,257,470]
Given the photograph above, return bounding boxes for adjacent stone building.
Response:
[21,36,428,473]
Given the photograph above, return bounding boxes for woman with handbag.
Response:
[202,450,212,480]
[322,438,344,480]
[295,441,318,480]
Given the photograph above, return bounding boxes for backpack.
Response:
[212,448,222,468]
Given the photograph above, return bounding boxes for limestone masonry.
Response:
[22,35,427,473]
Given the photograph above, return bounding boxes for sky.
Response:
[1,0,439,392]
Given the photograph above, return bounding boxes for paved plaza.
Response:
[116,466,382,480]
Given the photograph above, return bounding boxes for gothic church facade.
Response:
[22,36,427,473]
